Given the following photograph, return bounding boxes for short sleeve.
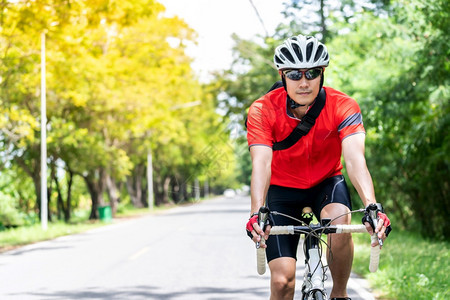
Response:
[246,101,273,148]
[336,96,365,140]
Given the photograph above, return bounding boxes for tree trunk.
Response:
[154,175,164,206]
[171,178,180,203]
[320,0,328,42]
[105,174,120,215]
[15,155,46,220]
[126,164,144,208]
[163,176,171,204]
[54,175,65,221]
[83,169,106,220]
[64,169,74,222]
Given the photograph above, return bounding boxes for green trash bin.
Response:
[98,206,112,222]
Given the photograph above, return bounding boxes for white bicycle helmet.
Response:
[274,35,330,70]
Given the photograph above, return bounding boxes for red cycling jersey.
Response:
[247,86,365,189]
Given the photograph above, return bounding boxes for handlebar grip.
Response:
[256,240,266,275]
[369,234,380,272]
[256,206,269,275]
[269,225,295,235]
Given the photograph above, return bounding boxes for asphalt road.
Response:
[0,194,376,299]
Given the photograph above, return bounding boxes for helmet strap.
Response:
[282,75,305,108]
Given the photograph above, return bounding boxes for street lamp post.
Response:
[146,100,202,210]
[40,32,47,230]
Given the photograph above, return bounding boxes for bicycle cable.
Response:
[272,208,366,278]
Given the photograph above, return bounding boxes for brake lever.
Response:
[367,203,383,247]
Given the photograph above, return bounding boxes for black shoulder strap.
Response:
[266,80,283,93]
[272,88,326,151]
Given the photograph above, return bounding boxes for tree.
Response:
[213,0,449,239]
[327,0,449,239]
[1,0,235,222]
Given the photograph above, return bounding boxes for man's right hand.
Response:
[245,215,271,247]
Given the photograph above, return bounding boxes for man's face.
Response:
[280,68,323,107]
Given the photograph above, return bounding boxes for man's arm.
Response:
[342,133,376,208]
[248,145,272,242]
[250,145,272,213]
[342,133,390,241]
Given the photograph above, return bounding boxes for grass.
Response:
[0,221,106,252]
[352,229,449,300]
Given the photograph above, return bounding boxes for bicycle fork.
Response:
[302,233,327,300]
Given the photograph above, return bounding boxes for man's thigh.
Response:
[268,257,297,280]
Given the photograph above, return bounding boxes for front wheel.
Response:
[304,290,325,300]
[312,291,325,300]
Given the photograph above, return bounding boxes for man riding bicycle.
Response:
[245,34,392,300]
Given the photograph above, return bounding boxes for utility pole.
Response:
[40,32,48,230]
[147,150,154,210]
[194,178,200,201]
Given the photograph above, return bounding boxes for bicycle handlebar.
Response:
[257,224,381,274]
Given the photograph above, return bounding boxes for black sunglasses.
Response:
[283,67,323,81]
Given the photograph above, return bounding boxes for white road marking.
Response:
[128,247,149,261]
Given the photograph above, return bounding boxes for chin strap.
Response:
[282,73,325,109]
[288,95,305,108]
[282,76,305,108]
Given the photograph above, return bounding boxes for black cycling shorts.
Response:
[265,175,352,263]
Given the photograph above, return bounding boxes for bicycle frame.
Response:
[301,218,328,299]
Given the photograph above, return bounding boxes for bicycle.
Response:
[255,204,382,300]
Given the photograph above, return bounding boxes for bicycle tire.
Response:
[302,290,325,300]
[312,290,325,300]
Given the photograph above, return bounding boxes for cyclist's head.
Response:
[273,35,329,70]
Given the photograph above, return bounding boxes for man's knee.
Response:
[271,272,295,292]
[321,203,351,224]
[269,257,296,296]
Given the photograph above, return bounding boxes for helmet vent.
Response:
[273,34,329,69]
[281,48,295,63]
[315,45,324,61]
[292,43,303,62]
[306,42,313,61]
[274,55,283,65]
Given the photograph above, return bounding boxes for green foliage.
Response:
[353,230,450,299]
[213,34,280,121]
[328,0,449,239]
[0,192,24,227]
[215,0,449,240]
[0,0,238,222]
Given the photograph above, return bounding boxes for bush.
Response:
[0,192,25,228]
